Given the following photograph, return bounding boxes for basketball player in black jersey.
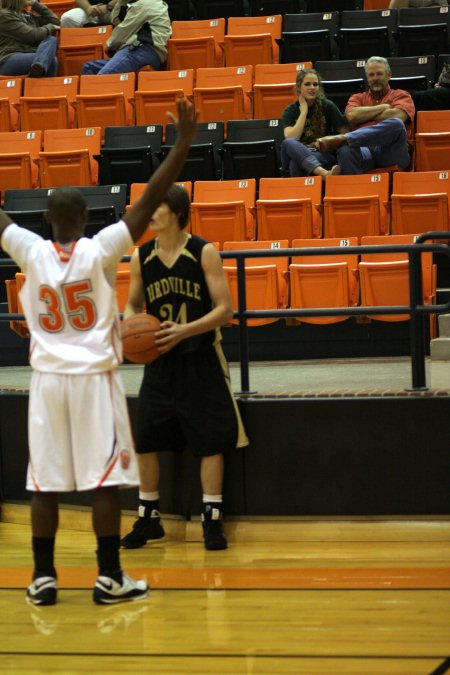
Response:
[121,184,249,551]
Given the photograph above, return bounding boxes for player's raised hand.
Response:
[167,98,198,148]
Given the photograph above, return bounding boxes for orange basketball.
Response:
[121,313,162,364]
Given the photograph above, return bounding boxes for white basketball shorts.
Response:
[27,370,139,492]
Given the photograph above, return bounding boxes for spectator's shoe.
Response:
[317,134,348,153]
[26,576,58,606]
[93,572,149,605]
[28,63,45,78]
[202,505,228,551]
[120,512,165,549]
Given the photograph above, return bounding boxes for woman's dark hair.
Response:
[294,68,325,100]
[163,184,190,229]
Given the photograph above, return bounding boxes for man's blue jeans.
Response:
[336,118,411,174]
[0,36,58,77]
[82,43,162,75]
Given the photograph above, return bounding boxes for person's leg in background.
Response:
[324,118,411,174]
[120,452,165,549]
[281,138,340,177]
[200,453,227,551]
[30,36,59,77]
[89,43,162,75]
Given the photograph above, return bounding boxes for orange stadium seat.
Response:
[18,75,79,131]
[193,66,253,124]
[167,18,225,70]
[359,234,436,327]
[253,62,312,120]
[391,170,450,235]
[323,173,390,239]
[222,239,289,326]
[58,26,113,76]
[224,15,282,67]
[256,176,322,243]
[190,179,256,246]
[75,73,135,138]
[290,237,359,325]
[415,110,450,172]
[0,78,22,132]
[44,0,75,17]
[37,127,101,187]
[0,130,41,195]
[134,69,194,132]
[363,0,390,10]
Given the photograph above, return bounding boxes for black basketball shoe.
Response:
[202,505,228,551]
[120,511,165,549]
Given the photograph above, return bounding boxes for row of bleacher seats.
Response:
[166,9,450,67]
[0,107,449,195]
[1,54,449,139]
[37,0,367,22]
[10,12,450,78]
[3,171,450,250]
[5,232,436,338]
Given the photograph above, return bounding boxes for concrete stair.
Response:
[430,313,450,388]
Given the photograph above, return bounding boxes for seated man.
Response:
[60,0,117,28]
[82,0,170,75]
[315,56,415,174]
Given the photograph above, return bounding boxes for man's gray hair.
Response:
[365,56,391,75]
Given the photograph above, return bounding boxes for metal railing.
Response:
[220,234,450,394]
[1,234,450,395]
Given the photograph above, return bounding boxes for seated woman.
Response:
[0,0,59,77]
[281,68,348,178]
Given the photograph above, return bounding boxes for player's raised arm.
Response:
[124,98,198,244]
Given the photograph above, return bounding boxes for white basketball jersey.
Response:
[2,221,133,374]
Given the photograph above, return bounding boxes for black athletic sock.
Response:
[32,536,57,579]
[138,499,160,519]
[96,535,122,583]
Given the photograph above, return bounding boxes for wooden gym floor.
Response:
[1,504,449,674]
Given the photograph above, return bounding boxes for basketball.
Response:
[121,313,162,364]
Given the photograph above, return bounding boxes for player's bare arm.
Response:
[0,209,13,242]
[124,99,198,244]
[123,248,145,320]
[155,244,233,354]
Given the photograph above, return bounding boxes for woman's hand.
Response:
[298,94,308,116]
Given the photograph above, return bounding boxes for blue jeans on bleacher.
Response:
[82,43,161,75]
[0,36,58,77]
[281,138,337,177]
[336,118,410,174]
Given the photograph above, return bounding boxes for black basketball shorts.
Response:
[133,343,248,457]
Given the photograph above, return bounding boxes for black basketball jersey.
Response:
[138,234,216,353]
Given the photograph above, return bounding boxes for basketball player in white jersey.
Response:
[0,98,197,606]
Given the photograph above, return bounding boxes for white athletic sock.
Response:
[139,491,159,502]
[202,494,223,504]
